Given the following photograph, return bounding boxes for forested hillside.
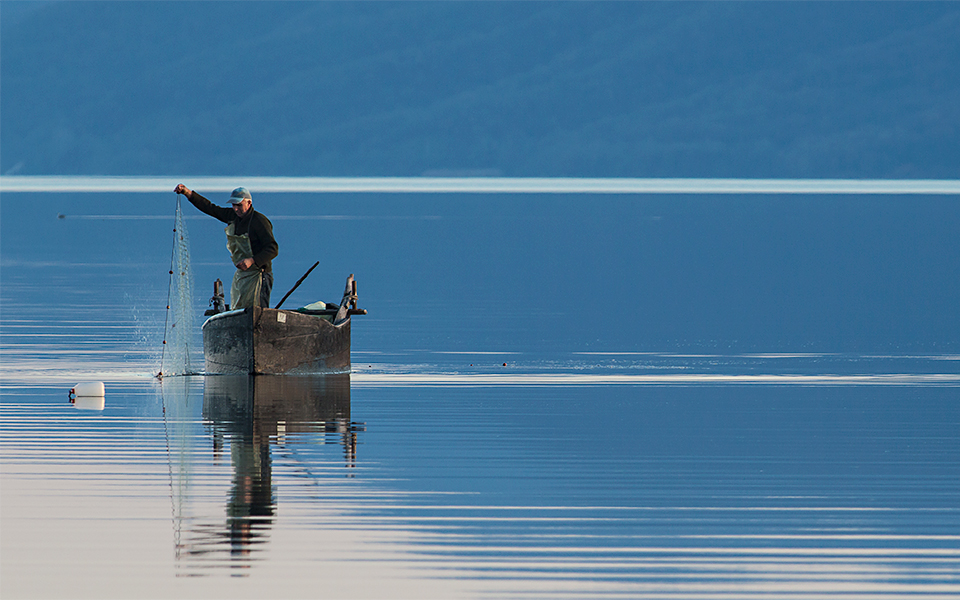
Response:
[2,1,958,178]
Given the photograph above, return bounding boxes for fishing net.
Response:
[160,196,199,376]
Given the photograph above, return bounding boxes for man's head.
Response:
[229,187,253,217]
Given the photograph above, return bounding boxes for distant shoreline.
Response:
[4,176,960,195]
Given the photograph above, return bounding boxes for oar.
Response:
[274,261,320,309]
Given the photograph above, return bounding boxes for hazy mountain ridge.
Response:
[2,1,958,178]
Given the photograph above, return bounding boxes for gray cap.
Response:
[229,187,252,204]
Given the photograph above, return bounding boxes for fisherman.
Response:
[174,184,278,310]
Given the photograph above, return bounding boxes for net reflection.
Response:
[168,374,361,574]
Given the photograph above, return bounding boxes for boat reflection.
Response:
[169,373,362,574]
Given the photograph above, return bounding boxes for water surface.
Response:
[2,187,959,598]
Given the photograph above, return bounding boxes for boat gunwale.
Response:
[202,306,348,330]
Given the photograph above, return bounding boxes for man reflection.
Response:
[225,416,274,557]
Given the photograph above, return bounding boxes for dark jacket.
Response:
[187,192,279,273]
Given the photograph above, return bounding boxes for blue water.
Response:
[2,185,959,598]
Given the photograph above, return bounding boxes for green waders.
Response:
[226,222,262,310]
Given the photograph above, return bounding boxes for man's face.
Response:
[232,199,252,217]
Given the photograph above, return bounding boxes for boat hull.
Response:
[202,306,350,375]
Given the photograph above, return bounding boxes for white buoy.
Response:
[72,396,106,411]
[69,382,105,398]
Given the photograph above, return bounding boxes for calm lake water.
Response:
[2,186,959,598]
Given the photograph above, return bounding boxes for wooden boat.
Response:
[202,274,365,375]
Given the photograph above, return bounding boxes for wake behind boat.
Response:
[202,274,366,375]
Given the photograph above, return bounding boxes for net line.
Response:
[159,195,198,377]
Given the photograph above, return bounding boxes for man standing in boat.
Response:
[174,184,279,310]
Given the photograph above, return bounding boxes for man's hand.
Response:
[174,184,192,198]
[236,258,256,271]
